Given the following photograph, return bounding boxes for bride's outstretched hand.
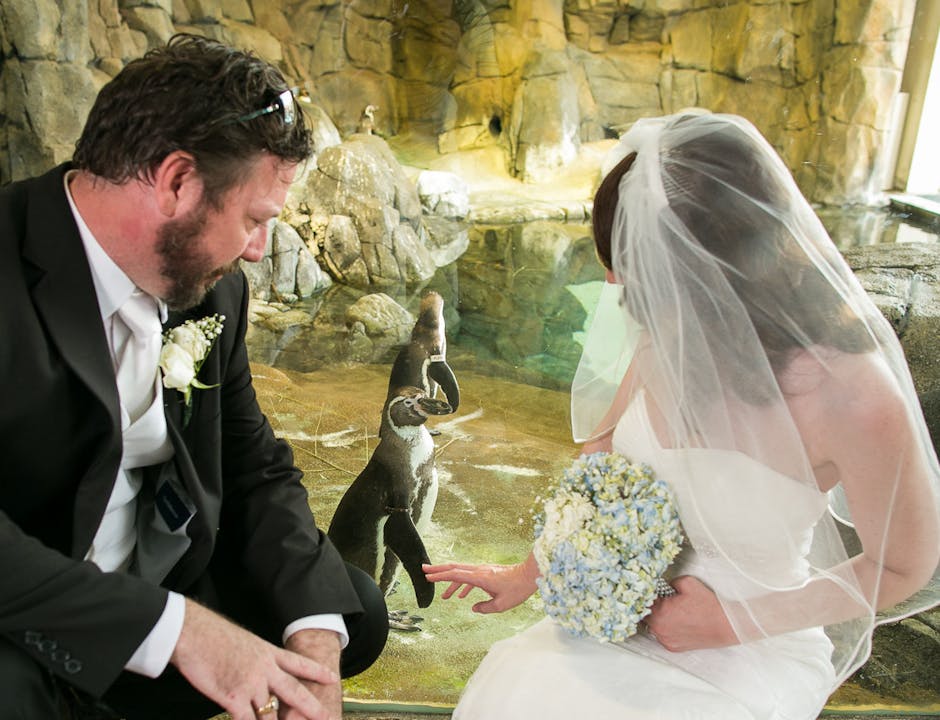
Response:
[644,575,738,652]
[423,554,540,614]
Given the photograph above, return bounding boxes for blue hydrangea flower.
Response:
[533,452,683,643]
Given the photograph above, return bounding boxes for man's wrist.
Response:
[283,614,348,649]
[285,628,342,664]
[127,591,185,677]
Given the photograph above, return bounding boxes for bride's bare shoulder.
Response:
[784,349,909,454]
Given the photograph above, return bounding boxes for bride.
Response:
[424,112,940,720]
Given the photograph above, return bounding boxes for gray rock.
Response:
[844,242,940,393]
[345,320,375,363]
[2,58,106,181]
[422,216,471,267]
[392,223,437,283]
[251,305,314,333]
[416,170,470,220]
[344,8,394,75]
[320,214,370,287]
[177,0,222,23]
[306,103,343,155]
[272,221,305,298]
[0,0,64,59]
[291,136,441,288]
[0,0,919,206]
[240,257,273,302]
[296,247,332,297]
[361,236,404,286]
[344,293,414,343]
[315,141,397,208]
[242,221,330,302]
[220,0,253,23]
[511,221,575,274]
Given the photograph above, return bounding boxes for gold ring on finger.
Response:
[255,695,279,716]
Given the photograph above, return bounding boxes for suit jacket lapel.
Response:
[20,165,123,556]
[163,378,185,431]
[22,165,118,422]
[161,309,220,588]
[162,407,217,589]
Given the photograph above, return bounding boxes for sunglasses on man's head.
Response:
[233,88,296,125]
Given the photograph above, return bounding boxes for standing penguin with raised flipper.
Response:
[328,386,451,612]
[387,291,460,422]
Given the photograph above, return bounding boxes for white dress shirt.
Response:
[64,173,347,679]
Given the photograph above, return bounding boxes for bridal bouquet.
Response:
[533,451,683,643]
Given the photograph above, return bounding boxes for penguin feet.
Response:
[388,609,424,632]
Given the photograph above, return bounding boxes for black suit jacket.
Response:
[0,164,361,696]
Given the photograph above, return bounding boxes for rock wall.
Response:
[282,133,469,290]
[0,0,916,204]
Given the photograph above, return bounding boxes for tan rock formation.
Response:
[0,0,918,203]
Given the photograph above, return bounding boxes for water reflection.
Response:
[819,203,940,248]
[248,204,939,391]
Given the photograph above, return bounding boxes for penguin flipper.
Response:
[384,509,435,608]
[428,360,460,412]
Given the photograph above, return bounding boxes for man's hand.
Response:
[170,600,338,720]
[283,629,343,720]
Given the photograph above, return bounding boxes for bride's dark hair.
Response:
[592,124,873,387]
[592,152,635,273]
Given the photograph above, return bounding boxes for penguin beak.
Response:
[417,396,452,416]
[428,360,460,412]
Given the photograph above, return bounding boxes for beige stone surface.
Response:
[0,0,920,202]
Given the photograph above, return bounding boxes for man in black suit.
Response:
[0,34,388,720]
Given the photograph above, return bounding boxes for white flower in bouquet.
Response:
[533,451,683,643]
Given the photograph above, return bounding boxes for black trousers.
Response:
[0,562,388,720]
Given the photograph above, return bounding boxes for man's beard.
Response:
[155,205,240,311]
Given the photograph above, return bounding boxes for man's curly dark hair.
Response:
[73,33,312,207]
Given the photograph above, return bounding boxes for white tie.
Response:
[114,289,162,423]
[89,290,172,574]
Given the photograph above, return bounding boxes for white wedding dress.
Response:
[454,392,836,720]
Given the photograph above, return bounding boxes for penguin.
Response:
[327,386,452,609]
[357,104,377,135]
[387,291,460,415]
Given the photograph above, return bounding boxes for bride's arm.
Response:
[730,377,939,637]
[423,554,541,614]
[647,363,940,651]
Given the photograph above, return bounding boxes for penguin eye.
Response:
[403,398,416,408]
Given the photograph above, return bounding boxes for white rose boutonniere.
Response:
[160,314,225,423]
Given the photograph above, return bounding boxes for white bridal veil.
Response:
[571,111,940,685]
